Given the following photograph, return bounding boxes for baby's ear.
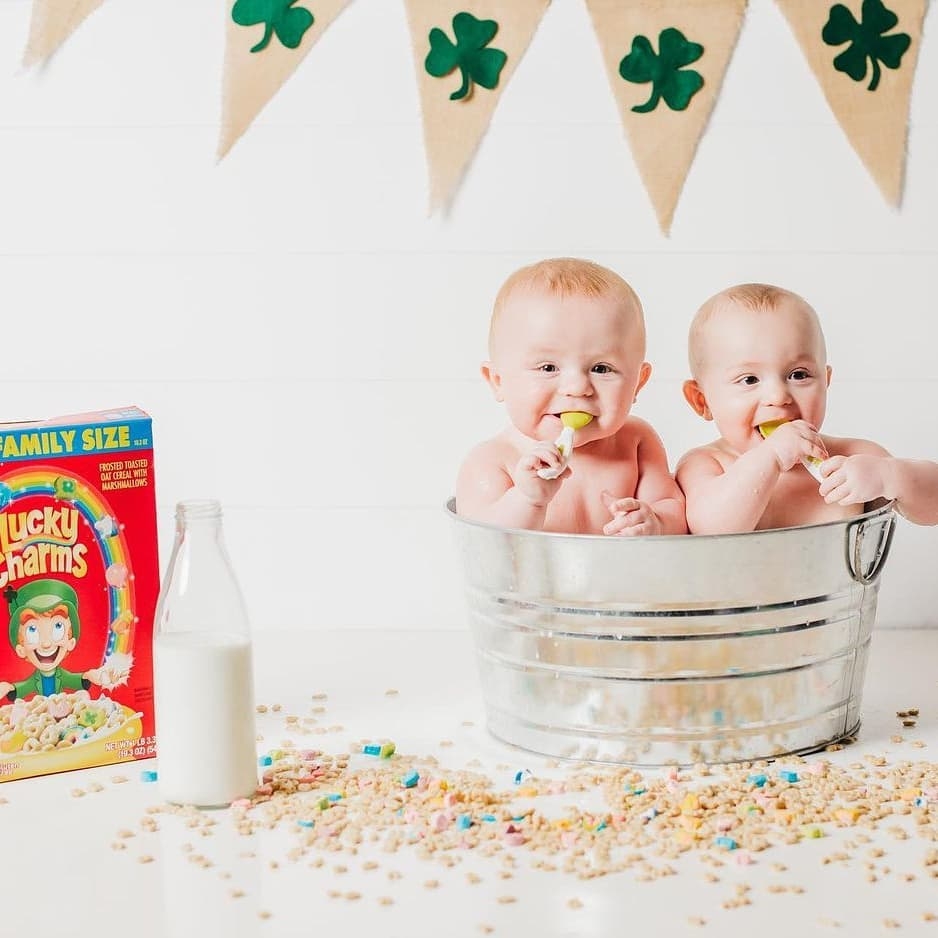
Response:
[481,361,504,401]
[826,364,832,388]
[682,380,712,420]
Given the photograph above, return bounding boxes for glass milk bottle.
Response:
[152,499,258,806]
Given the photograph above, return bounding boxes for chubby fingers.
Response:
[602,502,661,536]
[603,495,641,517]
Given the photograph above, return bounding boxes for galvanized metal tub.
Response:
[446,498,895,766]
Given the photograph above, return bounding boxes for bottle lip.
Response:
[175,499,223,520]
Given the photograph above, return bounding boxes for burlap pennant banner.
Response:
[404,0,550,213]
[218,0,353,160]
[775,0,926,206]
[585,0,747,235]
[22,0,106,68]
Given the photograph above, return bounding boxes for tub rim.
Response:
[445,496,894,543]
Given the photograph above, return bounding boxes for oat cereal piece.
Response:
[567,898,583,910]
[311,693,328,700]
[818,917,841,928]
[497,896,517,904]
[478,926,494,935]
[466,873,482,885]
[883,920,900,929]
[424,880,440,889]
[256,705,268,714]
[70,789,85,798]
[378,896,394,906]
[384,689,399,696]
[230,889,244,898]
[688,917,707,927]
[138,855,154,864]
[258,911,272,920]
[921,912,936,922]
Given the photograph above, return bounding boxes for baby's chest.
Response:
[759,473,857,530]
[546,462,640,534]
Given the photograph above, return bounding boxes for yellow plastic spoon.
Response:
[537,412,594,480]
[758,419,824,482]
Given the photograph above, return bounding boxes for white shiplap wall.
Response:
[1,0,935,630]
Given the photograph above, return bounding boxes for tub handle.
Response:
[846,509,896,584]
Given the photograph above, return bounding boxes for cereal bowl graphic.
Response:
[0,690,143,781]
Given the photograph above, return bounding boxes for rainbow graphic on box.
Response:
[1,466,137,664]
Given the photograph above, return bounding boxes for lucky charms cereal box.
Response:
[0,407,159,782]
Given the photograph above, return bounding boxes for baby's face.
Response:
[692,298,831,455]
[484,289,649,444]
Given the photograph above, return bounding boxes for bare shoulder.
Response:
[675,441,727,476]
[623,415,666,447]
[455,433,517,501]
[823,434,890,458]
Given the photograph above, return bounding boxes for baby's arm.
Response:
[819,443,938,525]
[603,424,687,536]
[676,421,827,534]
[455,439,566,530]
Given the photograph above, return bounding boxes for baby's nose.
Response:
[560,369,593,396]
[762,377,792,405]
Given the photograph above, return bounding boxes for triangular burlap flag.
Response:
[775,0,925,206]
[585,0,747,235]
[219,0,352,160]
[22,0,106,67]
[404,0,550,213]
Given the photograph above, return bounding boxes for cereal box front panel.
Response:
[0,408,158,781]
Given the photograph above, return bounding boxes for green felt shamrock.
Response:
[231,0,314,54]
[425,12,508,101]
[618,27,704,113]
[822,0,911,91]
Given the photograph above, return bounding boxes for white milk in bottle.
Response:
[152,500,258,806]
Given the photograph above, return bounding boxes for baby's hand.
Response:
[761,419,828,472]
[512,442,568,505]
[601,492,661,536]
[818,454,887,506]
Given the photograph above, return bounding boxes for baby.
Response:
[676,282,938,534]
[455,257,686,535]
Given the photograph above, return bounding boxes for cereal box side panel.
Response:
[0,414,159,781]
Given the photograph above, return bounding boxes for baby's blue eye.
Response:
[591,363,613,375]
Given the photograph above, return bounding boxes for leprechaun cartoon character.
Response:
[0,579,106,701]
